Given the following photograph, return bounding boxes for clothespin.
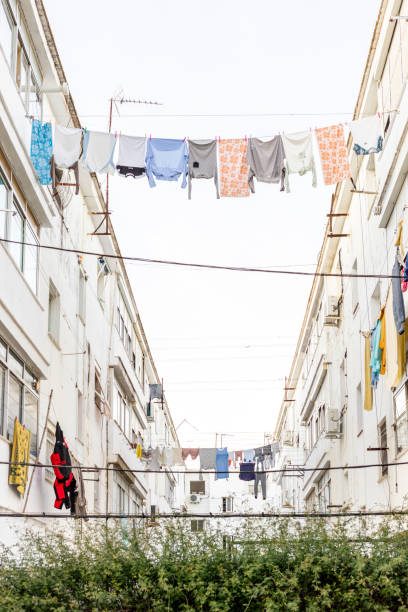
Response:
[114,131,117,138]
[244,134,247,141]
[378,112,381,118]
[150,134,152,141]
[218,136,221,143]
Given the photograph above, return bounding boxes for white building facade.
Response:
[0,0,182,544]
[274,0,408,515]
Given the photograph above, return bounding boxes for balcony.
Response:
[108,420,147,499]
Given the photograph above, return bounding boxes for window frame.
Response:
[393,380,408,455]
[190,480,205,495]
[0,335,39,456]
[0,170,39,293]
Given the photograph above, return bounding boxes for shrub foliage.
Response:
[1,518,408,611]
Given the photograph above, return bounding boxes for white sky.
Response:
[43,0,381,450]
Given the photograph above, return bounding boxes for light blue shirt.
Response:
[145,138,188,188]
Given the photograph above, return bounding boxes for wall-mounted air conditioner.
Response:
[325,408,341,438]
[189,494,201,504]
[282,430,294,446]
[324,296,340,325]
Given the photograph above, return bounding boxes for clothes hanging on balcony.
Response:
[350,115,383,155]
[148,447,160,470]
[182,448,199,460]
[53,125,82,168]
[254,456,267,500]
[394,220,406,260]
[282,131,317,193]
[392,253,406,335]
[315,124,351,186]
[234,450,243,462]
[239,461,255,481]
[82,130,116,174]
[50,422,78,512]
[218,138,250,197]
[370,318,382,388]
[8,418,31,496]
[145,138,188,188]
[172,447,184,465]
[215,448,229,479]
[243,449,255,462]
[136,444,142,460]
[187,139,219,199]
[385,294,406,389]
[116,135,146,179]
[30,119,53,185]
[363,332,373,412]
[247,136,286,192]
[199,448,217,470]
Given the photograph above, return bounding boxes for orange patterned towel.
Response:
[219,138,250,197]
[315,124,351,186]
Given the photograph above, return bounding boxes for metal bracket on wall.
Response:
[327,194,349,238]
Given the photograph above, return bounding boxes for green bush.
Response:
[1,518,408,611]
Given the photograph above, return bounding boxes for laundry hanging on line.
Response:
[30,114,385,196]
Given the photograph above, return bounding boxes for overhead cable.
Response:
[0,238,401,280]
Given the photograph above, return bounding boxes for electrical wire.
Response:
[1,510,408,519]
[0,238,401,279]
[4,459,408,475]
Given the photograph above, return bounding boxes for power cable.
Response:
[0,238,402,279]
[4,459,408,475]
[1,510,408,519]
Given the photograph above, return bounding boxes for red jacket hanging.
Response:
[50,422,78,512]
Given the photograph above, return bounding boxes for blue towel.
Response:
[30,120,52,185]
[145,138,188,188]
[216,448,229,479]
[243,449,255,462]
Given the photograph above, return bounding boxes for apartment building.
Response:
[274,0,408,514]
[0,0,182,545]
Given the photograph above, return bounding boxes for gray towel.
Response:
[199,448,217,470]
[188,139,220,199]
[247,136,286,193]
[392,253,406,335]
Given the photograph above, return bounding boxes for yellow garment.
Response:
[385,293,407,389]
[8,419,31,495]
[363,332,373,411]
[136,444,142,459]
[379,306,386,375]
[395,220,405,259]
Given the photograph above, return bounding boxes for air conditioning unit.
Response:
[324,296,340,325]
[282,430,294,446]
[325,408,341,438]
[189,494,201,504]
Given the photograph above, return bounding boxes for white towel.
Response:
[350,115,383,155]
[53,125,82,168]
[282,131,317,193]
[117,135,146,168]
[82,130,116,174]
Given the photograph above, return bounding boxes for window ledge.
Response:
[48,332,61,351]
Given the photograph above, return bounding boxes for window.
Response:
[0,0,13,67]
[0,338,39,455]
[394,382,408,453]
[116,288,134,365]
[94,365,103,412]
[317,469,331,512]
[379,420,389,477]
[305,489,315,512]
[116,482,127,513]
[77,390,84,441]
[190,481,205,495]
[222,497,233,512]
[113,382,130,438]
[191,520,204,533]
[78,269,86,322]
[0,174,39,293]
[45,430,55,482]
[48,280,60,343]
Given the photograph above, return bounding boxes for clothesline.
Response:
[30,112,386,196]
